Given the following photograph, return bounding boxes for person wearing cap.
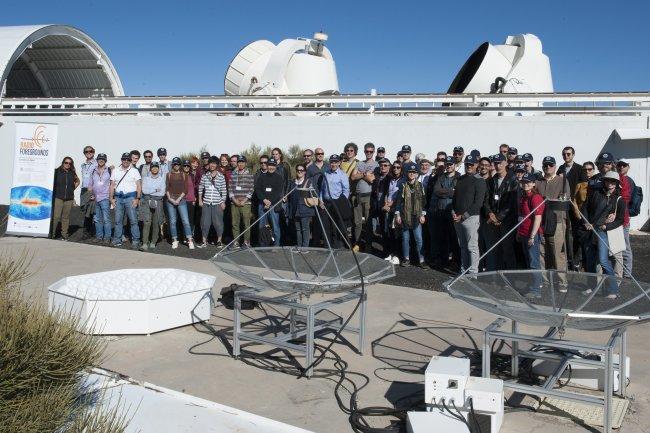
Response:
[451,154,486,274]
[536,156,571,287]
[429,156,460,269]
[483,153,519,271]
[375,146,386,162]
[139,161,166,250]
[616,160,636,277]
[517,173,546,297]
[583,171,626,298]
[506,147,518,168]
[182,159,198,240]
[157,148,170,175]
[319,154,351,249]
[110,152,142,248]
[254,157,284,246]
[400,145,413,165]
[228,155,254,248]
[588,152,616,193]
[87,153,112,244]
[452,146,465,175]
[394,162,427,267]
[198,156,227,248]
[556,146,588,271]
[521,153,543,180]
[79,145,98,239]
[165,157,195,250]
[350,142,378,251]
[140,150,154,177]
[200,151,211,172]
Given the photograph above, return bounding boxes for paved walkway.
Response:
[2,237,649,433]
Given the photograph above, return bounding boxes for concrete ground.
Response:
[2,236,649,433]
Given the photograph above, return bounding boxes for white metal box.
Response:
[425,356,470,407]
[48,268,215,335]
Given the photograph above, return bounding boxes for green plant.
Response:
[0,251,128,433]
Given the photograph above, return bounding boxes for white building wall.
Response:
[1,113,648,229]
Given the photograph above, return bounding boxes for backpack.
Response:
[629,180,643,217]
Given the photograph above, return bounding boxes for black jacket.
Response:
[53,168,77,201]
[254,171,284,211]
[452,174,487,218]
[557,162,587,196]
[584,189,625,231]
[483,172,519,224]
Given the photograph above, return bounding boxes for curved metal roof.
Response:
[0,24,123,98]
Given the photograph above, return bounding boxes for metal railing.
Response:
[1,92,650,115]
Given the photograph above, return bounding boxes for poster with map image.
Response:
[7,123,58,237]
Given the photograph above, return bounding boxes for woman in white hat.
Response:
[583,170,626,298]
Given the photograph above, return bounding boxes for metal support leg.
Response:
[511,320,519,378]
[604,346,613,433]
[233,293,241,358]
[483,328,491,378]
[358,292,367,355]
[305,305,315,378]
[289,307,297,340]
[618,327,626,398]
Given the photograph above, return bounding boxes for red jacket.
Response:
[619,175,631,227]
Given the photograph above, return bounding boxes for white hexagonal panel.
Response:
[48,269,215,335]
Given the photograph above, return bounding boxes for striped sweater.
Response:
[199,171,227,205]
[228,168,254,203]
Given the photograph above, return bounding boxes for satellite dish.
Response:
[447,34,553,115]
[224,32,339,97]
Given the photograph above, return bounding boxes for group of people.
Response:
[51,142,643,296]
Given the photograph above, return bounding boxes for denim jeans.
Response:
[93,199,112,240]
[113,195,140,244]
[294,216,312,248]
[596,229,619,295]
[258,204,281,246]
[402,222,424,262]
[166,199,192,240]
[521,233,543,292]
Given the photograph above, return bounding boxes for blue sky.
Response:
[2,0,648,95]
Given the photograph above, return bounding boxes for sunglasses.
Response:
[585,167,594,171]
[260,161,268,165]
[365,150,374,153]
[121,158,130,162]
[63,161,72,165]
[315,152,324,155]
[84,150,94,154]
[543,163,556,168]
[345,149,355,153]
[296,169,305,172]
[144,155,153,158]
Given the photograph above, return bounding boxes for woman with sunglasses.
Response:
[51,157,80,240]
[166,157,195,249]
[288,164,316,249]
[381,161,404,264]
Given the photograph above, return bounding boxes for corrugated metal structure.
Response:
[0,25,123,98]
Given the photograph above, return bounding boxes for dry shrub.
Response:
[0,251,128,433]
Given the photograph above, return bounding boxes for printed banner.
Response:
[7,123,59,237]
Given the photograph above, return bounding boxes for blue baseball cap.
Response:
[492,153,506,162]
[515,164,526,173]
[445,155,455,164]
[522,153,533,162]
[521,173,537,183]
[464,154,478,164]
[542,156,556,165]
[405,162,418,172]
[597,152,615,163]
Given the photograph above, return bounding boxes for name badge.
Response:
[494,194,500,201]
[235,186,242,191]
[265,187,272,192]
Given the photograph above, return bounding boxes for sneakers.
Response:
[384,255,393,262]
[140,243,148,251]
[131,241,140,250]
[241,242,250,249]
[172,240,179,249]
[112,242,123,247]
[418,260,428,269]
[525,291,542,300]
[188,240,195,250]
[231,242,241,250]
[391,256,400,265]
[216,240,223,248]
[196,242,207,249]
[149,243,156,250]
[606,293,619,299]
[401,259,410,268]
